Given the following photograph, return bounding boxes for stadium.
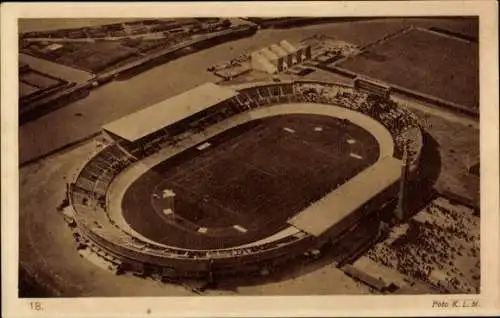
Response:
[61,78,423,282]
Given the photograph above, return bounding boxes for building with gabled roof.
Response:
[250,40,312,74]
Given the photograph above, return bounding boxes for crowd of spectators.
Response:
[294,82,422,161]
[69,80,424,267]
[366,200,480,293]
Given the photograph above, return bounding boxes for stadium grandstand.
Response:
[103,83,238,143]
[289,156,402,239]
[64,79,423,281]
[354,76,392,99]
[102,82,242,158]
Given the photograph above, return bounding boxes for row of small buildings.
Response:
[250,40,312,74]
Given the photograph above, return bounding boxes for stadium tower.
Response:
[395,145,410,220]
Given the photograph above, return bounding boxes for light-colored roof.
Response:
[280,40,297,53]
[270,44,288,57]
[260,48,279,61]
[46,43,63,51]
[288,156,402,236]
[102,82,238,142]
[251,41,297,60]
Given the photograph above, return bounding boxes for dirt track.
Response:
[122,114,378,249]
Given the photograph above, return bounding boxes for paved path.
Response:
[391,95,479,129]
[353,256,438,293]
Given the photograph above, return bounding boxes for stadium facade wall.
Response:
[77,219,317,278]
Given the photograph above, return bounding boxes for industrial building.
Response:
[250,40,312,74]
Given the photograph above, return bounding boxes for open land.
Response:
[411,107,479,206]
[387,94,479,207]
[23,42,139,74]
[336,28,479,110]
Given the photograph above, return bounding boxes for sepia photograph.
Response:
[2,2,499,317]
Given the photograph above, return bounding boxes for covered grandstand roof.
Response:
[288,156,402,237]
[102,82,238,142]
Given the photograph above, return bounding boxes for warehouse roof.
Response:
[102,82,238,142]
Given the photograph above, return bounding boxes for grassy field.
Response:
[122,114,379,249]
[21,39,186,74]
[337,28,479,110]
[411,17,478,40]
[43,42,138,73]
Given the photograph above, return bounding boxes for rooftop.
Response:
[288,156,402,236]
[102,82,238,142]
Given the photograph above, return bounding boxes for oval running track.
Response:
[105,103,395,250]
